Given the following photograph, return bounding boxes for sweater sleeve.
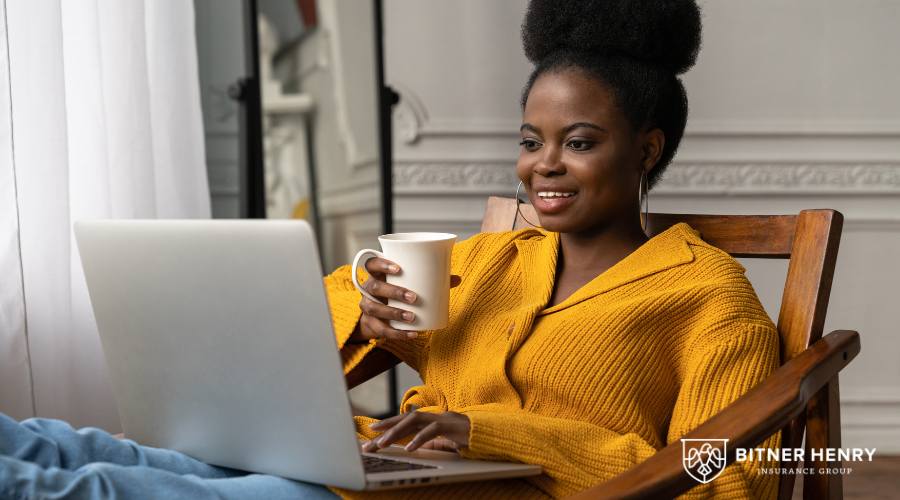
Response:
[323,231,495,374]
[321,264,381,374]
[667,321,782,500]
[456,321,781,499]
[457,404,659,498]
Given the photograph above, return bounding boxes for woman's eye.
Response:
[519,139,541,151]
[567,139,594,152]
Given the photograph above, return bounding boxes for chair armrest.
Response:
[344,347,401,390]
[567,329,860,500]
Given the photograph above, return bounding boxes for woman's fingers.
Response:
[356,265,419,342]
[404,422,441,452]
[363,412,471,453]
[363,412,431,452]
[420,437,460,453]
[362,278,417,305]
[368,413,406,430]
[360,314,417,341]
[358,297,415,324]
[355,260,462,344]
[364,257,401,279]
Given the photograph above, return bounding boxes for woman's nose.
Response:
[534,146,565,176]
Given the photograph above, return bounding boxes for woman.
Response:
[0,1,780,499]
[338,2,780,498]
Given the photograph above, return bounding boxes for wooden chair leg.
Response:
[803,376,843,499]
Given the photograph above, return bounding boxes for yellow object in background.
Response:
[292,199,310,220]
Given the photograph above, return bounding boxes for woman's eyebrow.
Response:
[520,123,540,134]
[563,122,606,134]
[520,122,607,135]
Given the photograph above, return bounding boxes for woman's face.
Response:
[517,68,661,235]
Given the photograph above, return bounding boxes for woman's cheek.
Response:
[515,159,531,182]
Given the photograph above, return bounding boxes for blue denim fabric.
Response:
[0,413,338,500]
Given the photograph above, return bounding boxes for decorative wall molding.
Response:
[842,386,900,405]
[686,119,900,138]
[842,393,900,453]
[393,161,900,195]
[657,163,900,194]
[393,83,429,145]
[394,161,517,192]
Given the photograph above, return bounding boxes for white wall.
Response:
[383,0,900,452]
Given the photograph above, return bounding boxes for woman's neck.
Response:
[558,222,649,277]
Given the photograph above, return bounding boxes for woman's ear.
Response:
[640,128,665,174]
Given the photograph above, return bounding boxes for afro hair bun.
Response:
[522,0,702,75]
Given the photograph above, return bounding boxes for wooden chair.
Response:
[346,196,860,500]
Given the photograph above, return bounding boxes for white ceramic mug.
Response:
[351,232,457,331]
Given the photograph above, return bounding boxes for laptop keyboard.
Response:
[362,454,438,473]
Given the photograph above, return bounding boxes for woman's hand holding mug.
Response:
[349,232,459,343]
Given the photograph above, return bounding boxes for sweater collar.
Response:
[514,223,700,315]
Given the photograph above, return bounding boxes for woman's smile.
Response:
[533,189,578,214]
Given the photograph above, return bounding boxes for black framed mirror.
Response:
[194,0,397,416]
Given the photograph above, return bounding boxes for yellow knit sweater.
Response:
[323,223,781,499]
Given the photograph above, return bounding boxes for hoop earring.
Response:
[638,171,649,234]
[515,180,543,230]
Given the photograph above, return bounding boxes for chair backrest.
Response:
[481,196,843,499]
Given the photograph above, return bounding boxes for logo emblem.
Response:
[681,438,728,484]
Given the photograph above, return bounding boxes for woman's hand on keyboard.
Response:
[351,256,461,342]
[362,411,470,453]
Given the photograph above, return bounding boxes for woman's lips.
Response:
[534,193,577,214]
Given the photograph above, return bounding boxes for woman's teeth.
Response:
[537,192,575,199]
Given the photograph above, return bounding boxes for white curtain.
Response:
[0,0,210,430]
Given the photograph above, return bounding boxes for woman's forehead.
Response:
[523,69,623,128]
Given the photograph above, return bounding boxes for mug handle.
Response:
[351,249,386,303]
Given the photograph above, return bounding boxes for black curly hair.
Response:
[521,0,702,189]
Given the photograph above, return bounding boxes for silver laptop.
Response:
[74,220,541,491]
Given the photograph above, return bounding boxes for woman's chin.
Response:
[531,216,571,233]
